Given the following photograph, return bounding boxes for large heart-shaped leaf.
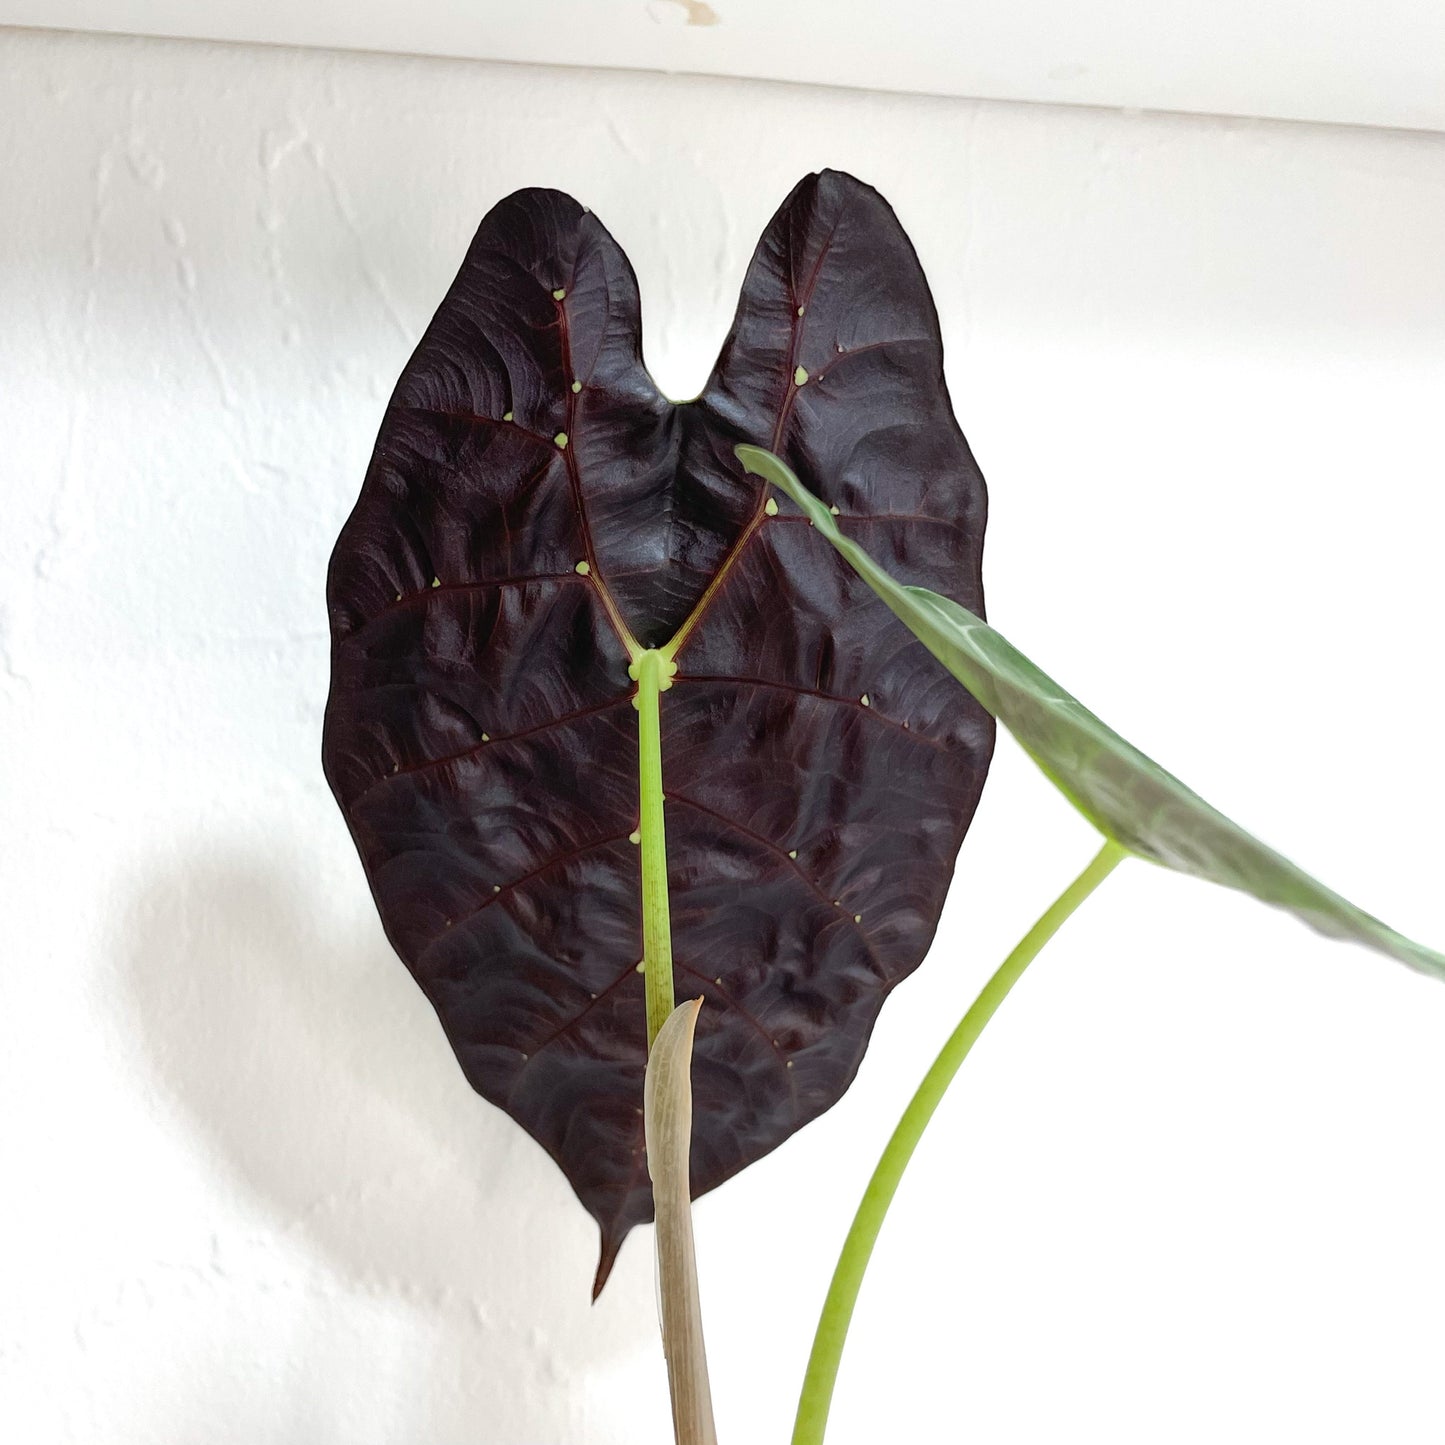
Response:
[323,171,996,1290]
[739,446,1445,982]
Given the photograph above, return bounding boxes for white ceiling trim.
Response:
[5,0,1444,134]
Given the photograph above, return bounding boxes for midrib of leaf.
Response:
[585,291,821,1043]
[583,455,768,1050]
[633,647,679,1046]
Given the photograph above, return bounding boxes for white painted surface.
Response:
[6,0,1445,134]
[3,24,1445,1445]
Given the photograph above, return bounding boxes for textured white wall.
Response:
[3,24,1445,1445]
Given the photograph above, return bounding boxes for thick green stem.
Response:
[792,838,1130,1445]
[634,648,677,1047]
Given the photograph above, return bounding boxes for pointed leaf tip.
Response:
[592,1225,623,1302]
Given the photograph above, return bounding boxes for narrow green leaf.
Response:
[737,444,1445,982]
[645,998,718,1445]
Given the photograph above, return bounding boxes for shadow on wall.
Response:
[120,843,652,1424]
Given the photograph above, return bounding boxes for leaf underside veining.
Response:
[322,171,995,1292]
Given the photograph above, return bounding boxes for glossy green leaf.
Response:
[737,444,1445,982]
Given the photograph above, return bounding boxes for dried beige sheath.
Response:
[644,998,718,1445]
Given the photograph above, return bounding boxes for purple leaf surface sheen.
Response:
[323,171,995,1294]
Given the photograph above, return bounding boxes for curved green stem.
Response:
[634,648,677,1046]
[791,838,1130,1445]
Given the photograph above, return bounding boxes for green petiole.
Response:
[792,839,1129,1445]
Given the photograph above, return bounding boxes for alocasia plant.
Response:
[325,168,1443,1444]
[323,170,995,1293]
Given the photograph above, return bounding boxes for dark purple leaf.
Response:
[323,170,995,1294]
